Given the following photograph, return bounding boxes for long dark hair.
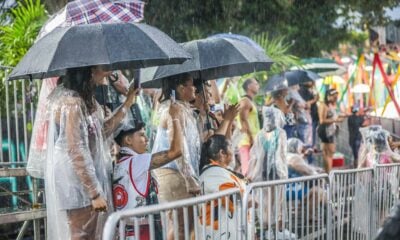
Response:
[324,89,338,105]
[159,73,193,103]
[324,90,330,104]
[63,66,96,112]
[199,134,230,172]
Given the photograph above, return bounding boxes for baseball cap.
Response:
[114,113,145,146]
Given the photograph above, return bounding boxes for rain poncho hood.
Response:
[248,106,288,181]
[287,138,318,176]
[363,129,400,167]
[358,125,382,168]
[287,138,303,154]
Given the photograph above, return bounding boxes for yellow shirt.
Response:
[237,98,260,147]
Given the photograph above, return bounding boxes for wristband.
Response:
[91,193,100,200]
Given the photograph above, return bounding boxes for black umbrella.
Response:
[284,70,321,86]
[8,22,191,80]
[263,75,289,93]
[139,37,273,88]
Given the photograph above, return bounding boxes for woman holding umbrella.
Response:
[152,73,201,239]
[37,66,139,240]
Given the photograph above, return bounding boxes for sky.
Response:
[385,6,400,21]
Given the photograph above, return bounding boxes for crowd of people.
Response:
[26,67,400,240]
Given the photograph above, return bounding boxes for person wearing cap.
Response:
[318,89,345,173]
[112,103,183,240]
[271,87,297,139]
[348,105,368,168]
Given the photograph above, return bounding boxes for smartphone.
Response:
[133,77,141,90]
[171,90,176,103]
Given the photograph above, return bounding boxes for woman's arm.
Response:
[64,101,101,200]
[103,88,139,137]
[215,104,239,138]
[150,104,183,169]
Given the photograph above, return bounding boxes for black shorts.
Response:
[318,125,335,144]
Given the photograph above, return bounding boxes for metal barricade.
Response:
[103,188,242,240]
[373,163,400,234]
[0,68,44,240]
[329,167,375,240]
[242,174,329,240]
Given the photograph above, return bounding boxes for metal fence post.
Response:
[32,177,41,240]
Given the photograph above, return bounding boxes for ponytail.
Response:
[199,134,229,173]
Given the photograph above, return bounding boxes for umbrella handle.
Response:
[202,81,212,130]
[101,85,108,114]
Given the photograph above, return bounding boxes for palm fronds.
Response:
[252,32,300,75]
[0,0,48,67]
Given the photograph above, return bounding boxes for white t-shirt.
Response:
[113,147,152,210]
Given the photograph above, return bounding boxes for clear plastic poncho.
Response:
[289,86,312,145]
[151,100,200,193]
[287,138,318,176]
[358,125,382,168]
[247,106,287,182]
[27,77,59,178]
[363,129,400,167]
[247,106,288,226]
[30,84,125,239]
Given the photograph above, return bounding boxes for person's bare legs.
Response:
[155,169,195,240]
[167,207,194,240]
[323,143,335,173]
[67,206,98,240]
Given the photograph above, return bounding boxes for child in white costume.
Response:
[113,103,183,240]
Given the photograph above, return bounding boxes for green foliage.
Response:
[252,32,300,75]
[222,33,300,106]
[0,0,47,114]
[145,0,396,57]
[0,0,48,67]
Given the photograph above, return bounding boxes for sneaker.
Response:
[276,229,297,239]
[264,230,275,240]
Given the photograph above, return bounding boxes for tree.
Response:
[0,0,48,113]
[144,0,398,57]
[0,0,47,66]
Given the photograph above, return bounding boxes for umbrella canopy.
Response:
[140,37,273,88]
[292,58,346,77]
[208,33,264,52]
[284,70,322,86]
[9,23,191,80]
[38,0,145,38]
[263,75,289,93]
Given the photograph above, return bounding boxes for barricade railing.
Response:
[102,188,242,240]
[102,167,400,240]
[241,174,329,240]
[329,167,375,240]
[373,163,400,234]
